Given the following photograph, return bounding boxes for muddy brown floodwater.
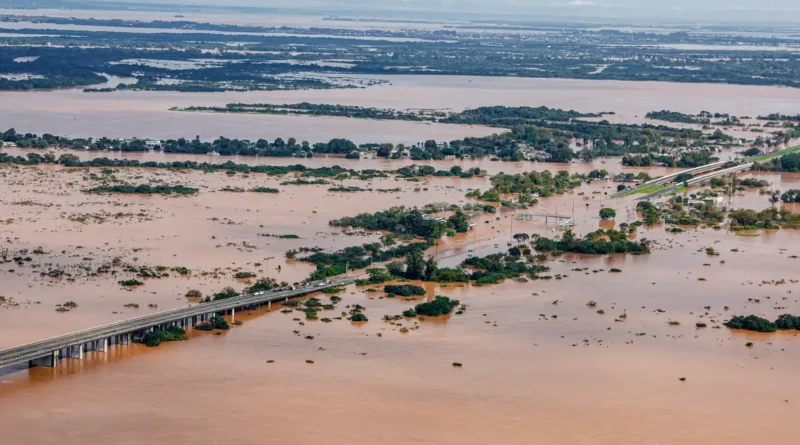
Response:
[1,157,800,444]
[2,74,800,143]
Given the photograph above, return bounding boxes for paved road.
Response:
[610,160,731,198]
[0,277,355,369]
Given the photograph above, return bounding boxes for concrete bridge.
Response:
[638,162,754,201]
[0,277,355,370]
[610,160,733,198]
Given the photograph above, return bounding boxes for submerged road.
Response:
[0,277,355,370]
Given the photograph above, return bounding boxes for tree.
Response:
[448,209,470,233]
[513,233,530,245]
[599,208,617,220]
[386,261,405,277]
[405,250,425,280]
[424,256,438,281]
[57,153,81,166]
[769,190,782,206]
[675,172,694,183]
[617,184,627,192]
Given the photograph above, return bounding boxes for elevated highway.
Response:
[0,277,355,370]
[610,160,731,198]
[638,162,754,201]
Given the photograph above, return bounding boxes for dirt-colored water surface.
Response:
[1,155,799,444]
[2,75,799,143]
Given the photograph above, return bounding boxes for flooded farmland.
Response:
[1,155,799,444]
[2,7,800,441]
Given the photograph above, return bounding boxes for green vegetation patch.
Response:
[141,326,187,347]
[414,296,460,317]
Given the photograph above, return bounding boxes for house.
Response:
[443,155,456,160]
[520,149,550,161]
[359,150,377,160]
[399,149,412,160]
[144,139,162,149]
[461,154,472,160]
[2,142,18,148]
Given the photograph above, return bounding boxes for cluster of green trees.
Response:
[758,114,800,122]
[468,170,582,203]
[396,165,483,179]
[725,314,800,332]
[384,284,426,296]
[86,184,198,195]
[181,102,442,122]
[0,148,367,175]
[646,110,710,124]
[781,190,800,203]
[413,296,460,317]
[188,104,609,127]
[754,152,800,172]
[534,230,650,254]
[728,208,800,229]
[140,326,187,347]
[737,178,770,188]
[195,316,230,331]
[300,242,429,280]
[330,207,471,240]
[462,253,550,285]
[637,198,725,227]
[622,153,675,167]
[624,149,718,169]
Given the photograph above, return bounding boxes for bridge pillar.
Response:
[231,308,235,324]
[77,344,84,360]
[29,350,59,368]
[268,301,271,310]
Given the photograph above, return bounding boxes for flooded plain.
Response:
[1,155,799,444]
[2,75,800,143]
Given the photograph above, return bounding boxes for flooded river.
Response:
[1,75,799,144]
[1,157,799,444]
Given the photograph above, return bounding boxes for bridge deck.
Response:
[0,277,355,369]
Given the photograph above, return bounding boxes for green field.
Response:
[750,145,800,162]
[620,183,666,197]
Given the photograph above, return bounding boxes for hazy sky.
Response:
[103,0,800,23]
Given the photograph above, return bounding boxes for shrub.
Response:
[775,314,800,330]
[350,313,368,322]
[212,287,240,301]
[185,289,202,298]
[724,315,776,333]
[599,208,617,220]
[141,326,187,347]
[414,296,460,317]
[383,284,426,297]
